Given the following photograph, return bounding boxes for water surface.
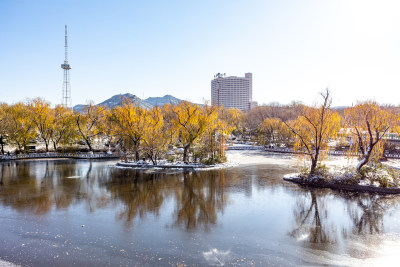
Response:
[1,151,400,266]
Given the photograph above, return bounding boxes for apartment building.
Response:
[211,72,256,112]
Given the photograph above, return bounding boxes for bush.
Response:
[299,164,331,180]
[201,155,227,165]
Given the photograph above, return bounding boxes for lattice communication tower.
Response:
[61,25,72,108]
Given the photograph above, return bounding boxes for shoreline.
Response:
[283,176,400,194]
[116,161,237,170]
[0,152,120,161]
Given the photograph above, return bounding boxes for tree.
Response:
[75,103,106,152]
[110,98,147,161]
[218,108,244,137]
[345,101,394,174]
[28,98,54,152]
[141,107,169,165]
[0,103,9,154]
[168,101,218,163]
[52,105,79,151]
[284,89,341,177]
[258,117,283,146]
[6,103,36,152]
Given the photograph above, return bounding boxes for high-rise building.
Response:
[211,72,256,112]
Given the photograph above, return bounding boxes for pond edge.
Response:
[283,177,400,194]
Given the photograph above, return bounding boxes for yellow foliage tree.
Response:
[284,89,341,177]
[75,103,107,152]
[6,103,37,152]
[52,105,79,151]
[142,107,169,165]
[28,98,54,152]
[258,117,283,146]
[168,101,218,162]
[344,101,394,174]
[219,108,243,136]
[0,103,9,154]
[110,98,147,161]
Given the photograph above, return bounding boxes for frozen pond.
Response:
[1,151,400,266]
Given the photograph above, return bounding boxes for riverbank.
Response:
[283,176,400,194]
[116,160,237,170]
[0,152,120,161]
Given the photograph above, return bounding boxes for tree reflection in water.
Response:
[290,189,335,245]
[344,193,399,235]
[290,188,400,248]
[102,169,172,227]
[103,168,229,230]
[173,170,228,231]
[0,161,229,231]
[0,160,107,214]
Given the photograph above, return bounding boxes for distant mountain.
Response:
[73,104,87,113]
[98,93,152,110]
[145,94,182,106]
[73,93,182,112]
[331,106,348,110]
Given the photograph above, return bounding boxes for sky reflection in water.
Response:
[1,152,400,266]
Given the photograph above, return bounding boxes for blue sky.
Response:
[1,0,400,107]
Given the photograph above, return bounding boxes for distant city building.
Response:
[211,72,257,112]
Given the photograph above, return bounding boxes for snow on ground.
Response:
[116,150,400,174]
[0,260,18,267]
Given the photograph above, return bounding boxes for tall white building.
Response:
[211,72,256,112]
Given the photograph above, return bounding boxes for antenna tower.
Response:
[61,25,72,108]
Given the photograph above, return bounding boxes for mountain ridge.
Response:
[73,93,183,112]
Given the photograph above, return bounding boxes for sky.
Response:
[1,0,400,107]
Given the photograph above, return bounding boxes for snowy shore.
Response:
[116,159,238,171]
[283,176,400,194]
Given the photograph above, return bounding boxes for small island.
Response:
[282,89,400,194]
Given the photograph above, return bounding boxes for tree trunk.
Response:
[183,144,190,163]
[356,151,371,174]
[0,136,4,155]
[355,145,373,175]
[309,158,317,178]
[132,141,140,161]
[45,142,49,153]
[53,141,57,152]
[87,141,93,152]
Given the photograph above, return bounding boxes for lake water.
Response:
[1,151,400,266]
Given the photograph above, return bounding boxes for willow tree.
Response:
[28,98,54,152]
[6,103,37,152]
[75,103,107,152]
[284,89,341,177]
[52,105,79,151]
[345,101,394,174]
[196,106,232,163]
[168,101,218,163]
[258,117,283,146]
[110,98,147,161]
[142,107,169,165]
[0,103,8,154]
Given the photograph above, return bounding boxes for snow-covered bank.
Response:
[116,159,239,171]
[283,176,400,194]
[0,259,18,267]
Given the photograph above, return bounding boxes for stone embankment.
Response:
[0,152,120,161]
